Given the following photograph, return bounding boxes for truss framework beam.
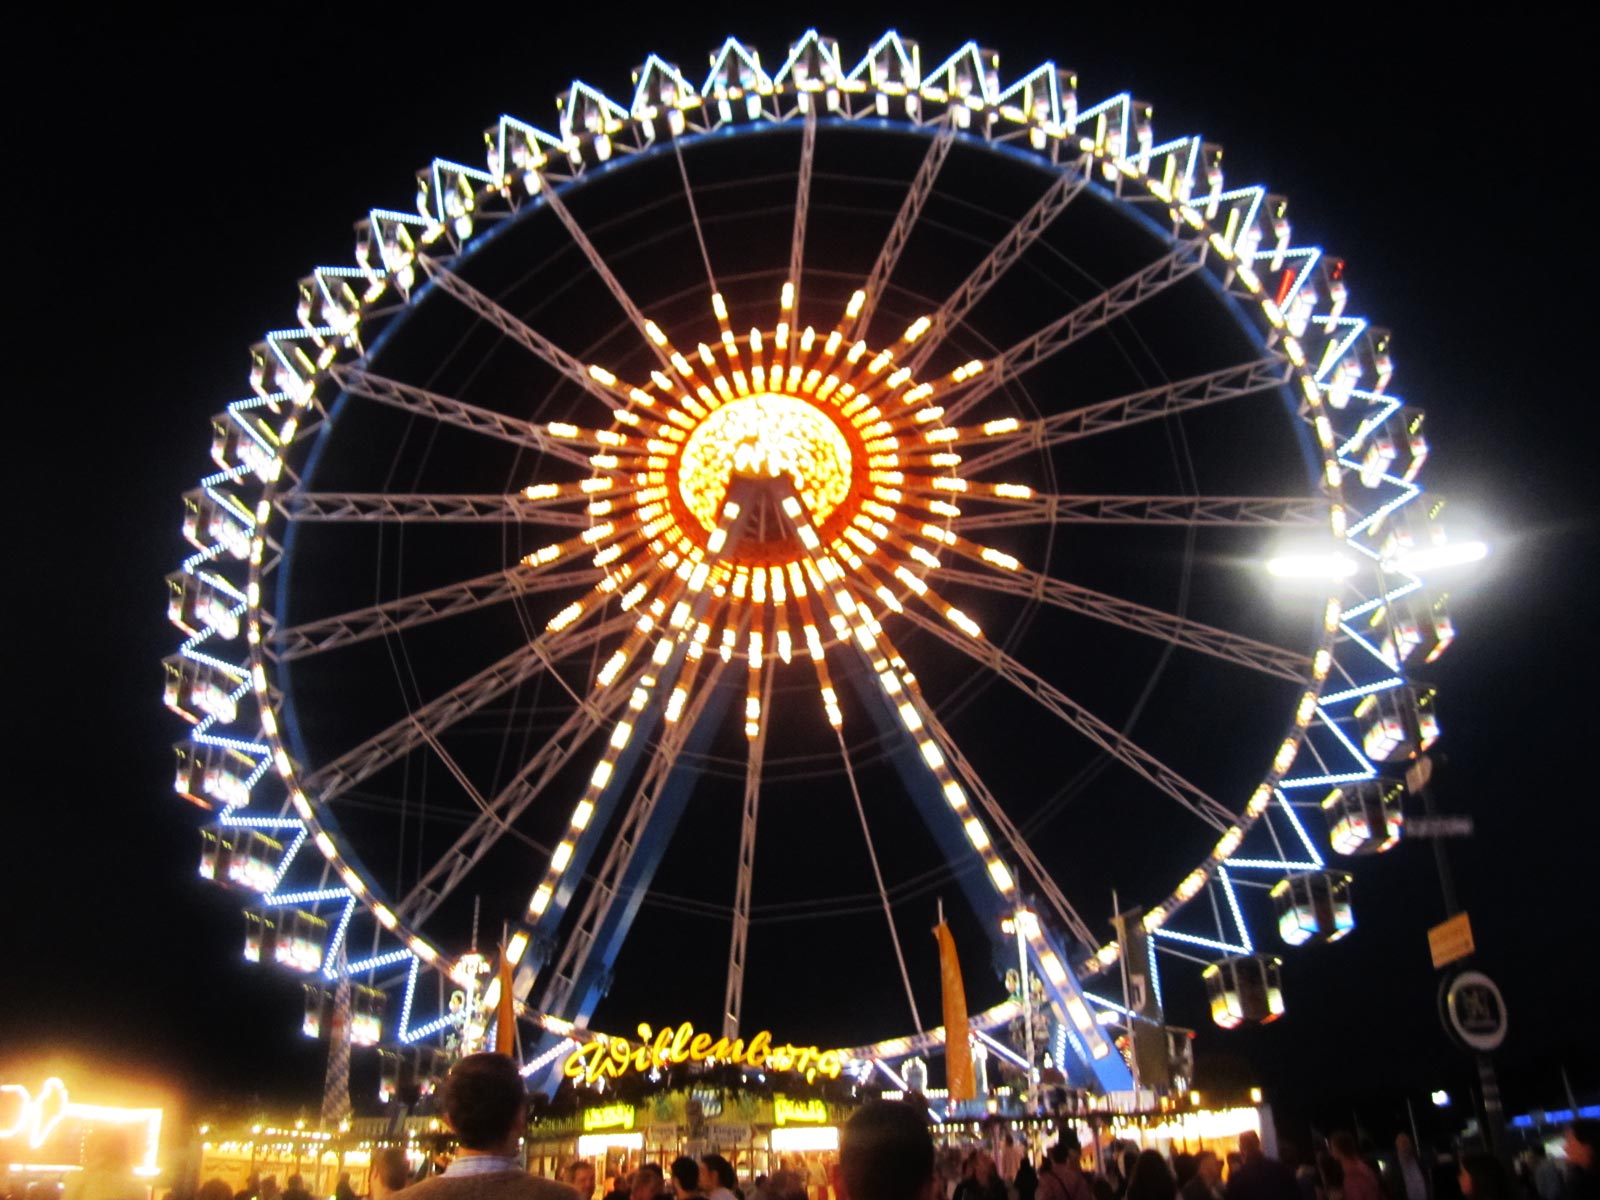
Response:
[302,609,631,802]
[276,492,588,525]
[957,356,1292,475]
[397,666,647,928]
[857,131,955,335]
[943,238,1209,422]
[268,566,599,662]
[534,177,675,374]
[896,604,1235,830]
[416,256,625,414]
[723,664,774,1036]
[788,110,818,317]
[915,704,1099,950]
[939,563,1308,683]
[538,655,734,1020]
[329,365,595,470]
[954,492,1324,531]
[904,167,1089,375]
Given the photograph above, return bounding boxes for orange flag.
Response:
[934,919,975,1101]
[495,943,516,1055]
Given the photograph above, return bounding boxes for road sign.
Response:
[1440,969,1508,1052]
[1407,815,1476,838]
[1429,911,1475,969]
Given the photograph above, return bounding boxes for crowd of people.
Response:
[9,1057,1595,1200]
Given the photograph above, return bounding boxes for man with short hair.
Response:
[831,1100,936,1200]
[633,1166,666,1200]
[372,1147,412,1200]
[563,1165,597,1200]
[1225,1132,1298,1200]
[401,1054,578,1200]
[1034,1135,1092,1200]
[670,1159,703,1200]
[283,1174,313,1200]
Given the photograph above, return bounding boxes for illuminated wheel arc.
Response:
[166,30,1449,1082]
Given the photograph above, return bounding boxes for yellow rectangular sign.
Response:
[1428,912,1474,969]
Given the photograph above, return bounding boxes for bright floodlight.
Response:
[1265,552,1359,580]
[1431,1089,1451,1107]
[1386,540,1489,574]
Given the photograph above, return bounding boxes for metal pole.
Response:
[1014,907,1038,1105]
[1112,890,1140,1098]
[1415,759,1504,1163]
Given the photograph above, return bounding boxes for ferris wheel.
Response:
[166,30,1465,1101]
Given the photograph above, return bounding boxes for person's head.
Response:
[439,1053,527,1153]
[834,1101,935,1200]
[974,1152,997,1184]
[1197,1152,1222,1186]
[1458,1154,1510,1200]
[1567,1120,1600,1170]
[672,1157,702,1196]
[371,1147,410,1200]
[1238,1132,1262,1162]
[769,1170,806,1200]
[633,1164,666,1200]
[199,1179,235,1200]
[1049,1132,1082,1169]
[565,1163,598,1200]
[1128,1150,1174,1200]
[261,1177,280,1200]
[1329,1133,1358,1163]
[287,1178,303,1192]
[700,1156,736,1194]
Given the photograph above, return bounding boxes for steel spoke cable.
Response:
[835,723,923,1034]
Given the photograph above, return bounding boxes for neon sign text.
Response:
[563,1023,844,1085]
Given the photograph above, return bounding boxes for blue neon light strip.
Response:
[1319,678,1403,705]
[1152,927,1249,955]
[1275,791,1326,868]
[1217,868,1253,952]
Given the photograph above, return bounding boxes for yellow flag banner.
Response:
[934,920,975,1101]
[495,945,516,1055]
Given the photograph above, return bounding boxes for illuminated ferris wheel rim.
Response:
[167,29,1451,1078]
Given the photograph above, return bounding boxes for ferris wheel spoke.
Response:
[952,492,1323,532]
[855,130,955,337]
[723,660,774,1036]
[788,109,817,318]
[539,651,736,1019]
[530,174,675,374]
[396,659,652,929]
[937,563,1308,683]
[303,607,634,803]
[328,364,595,469]
[673,137,719,298]
[414,256,626,415]
[912,699,1099,950]
[266,563,602,663]
[894,603,1235,831]
[941,238,1210,423]
[902,167,1089,376]
[274,491,589,525]
[954,356,1293,475]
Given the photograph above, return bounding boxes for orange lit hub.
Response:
[674,390,861,562]
[599,318,947,578]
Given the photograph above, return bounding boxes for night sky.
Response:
[5,6,1596,1146]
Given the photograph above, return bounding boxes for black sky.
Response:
[5,5,1596,1140]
